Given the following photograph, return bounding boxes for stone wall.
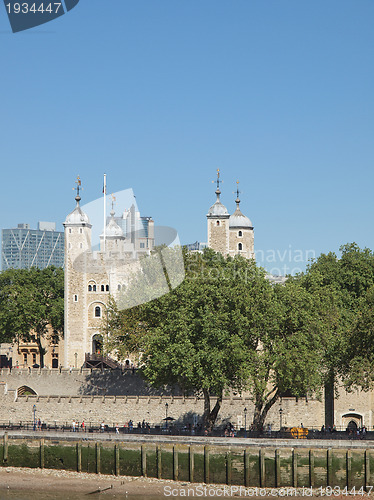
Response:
[0,368,371,430]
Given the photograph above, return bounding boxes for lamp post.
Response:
[33,405,37,431]
[244,407,247,438]
[165,402,169,429]
[279,407,283,432]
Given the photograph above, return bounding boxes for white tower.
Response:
[63,177,92,368]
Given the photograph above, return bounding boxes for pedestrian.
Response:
[115,423,119,434]
[100,421,105,433]
[72,420,76,432]
[37,418,41,431]
[81,420,85,432]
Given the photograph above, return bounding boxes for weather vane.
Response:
[212,168,223,192]
[110,193,116,211]
[234,179,241,200]
[73,176,82,197]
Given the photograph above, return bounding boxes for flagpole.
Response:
[103,173,107,252]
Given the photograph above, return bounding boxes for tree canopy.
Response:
[104,248,338,430]
[0,266,64,367]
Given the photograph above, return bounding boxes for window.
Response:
[140,243,145,248]
[93,285,96,292]
[95,306,101,318]
[101,285,105,292]
[23,353,27,365]
[74,294,78,302]
[238,243,243,251]
[238,231,242,237]
[80,228,83,234]
[106,285,109,292]
[69,228,72,233]
[117,284,121,291]
[32,353,36,365]
[216,221,220,226]
[88,285,92,292]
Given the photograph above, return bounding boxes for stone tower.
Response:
[228,182,254,260]
[63,181,93,369]
[63,179,156,369]
[207,172,254,260]
[207,169,230,256]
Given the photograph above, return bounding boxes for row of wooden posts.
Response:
[2,433,372,488]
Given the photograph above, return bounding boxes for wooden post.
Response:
[157,445,162,479]
[204,446,210,484]
[292,449,298,488]
[189,446,194,483]
[365,450,370,492]
[347,450,352,489]
[244,449,250,487]
[275,449,280,488]
[173,446,178,481]
[115,444,119,476]
[259,449,265,488]
[226,452,232,485]
[40,439,44,469]
[77,442,82,473]
[96,443,100,474]
[3,432,8,463]
[309,449,314,488]
[141,445,147,477]
[327,448,332,486]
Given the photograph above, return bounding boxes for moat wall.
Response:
[0,368,372,430]
[1,433,373,489]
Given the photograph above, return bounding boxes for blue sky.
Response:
[0,0,373,274]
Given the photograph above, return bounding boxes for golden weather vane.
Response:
[73,176,82,197]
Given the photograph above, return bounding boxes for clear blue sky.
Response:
[1,0,373,275]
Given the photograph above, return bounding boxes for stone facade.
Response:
[63,192,154,369]
[207,174,254,260]
[0,369,371,431]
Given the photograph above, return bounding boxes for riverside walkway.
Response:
[0,429,372,449]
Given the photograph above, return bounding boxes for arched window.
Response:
[93,285,97,292]
[216,220,220,226]
[88,285,92,292]
[95,306,101,318]
[80,228,83,234]
[101,285,105,292]
[238,243,243,251]
[238,231,242,237]
[106,285,109,292]
[118,284,121,291]
[74,295,78,302]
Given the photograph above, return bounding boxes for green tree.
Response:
[299,243,374,390]
[105,249,334,431]
[0,267,64,367]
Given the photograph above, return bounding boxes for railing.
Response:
[0,421,372,440]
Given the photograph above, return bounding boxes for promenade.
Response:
[0,429,372,449]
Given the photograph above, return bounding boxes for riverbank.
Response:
[0,467,372,499]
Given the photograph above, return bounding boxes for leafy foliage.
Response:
[0,267,64,367]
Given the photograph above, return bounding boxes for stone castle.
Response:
[0,173,371,432]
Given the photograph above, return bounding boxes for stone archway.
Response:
[342,413,362,431]
[92,334,103,355]
[17,385,37,396]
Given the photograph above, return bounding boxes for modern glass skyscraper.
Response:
[1,222,64,270]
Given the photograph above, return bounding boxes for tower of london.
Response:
[207,170,254,260]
